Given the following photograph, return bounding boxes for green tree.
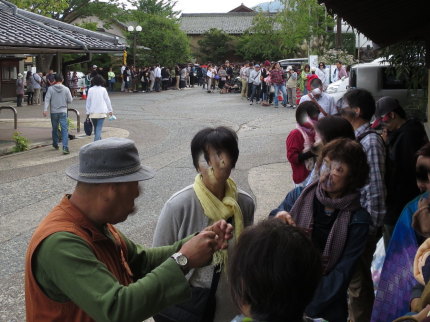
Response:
[8,0,69,17]
[380,41,427,118]
[276,0,335,57]
[236,13,284,61]
[128,14,190,66]
[128,0,180,19]
[197,29,234,64]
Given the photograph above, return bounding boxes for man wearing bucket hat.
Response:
[25,137,234,322]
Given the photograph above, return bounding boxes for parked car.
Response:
[327,58,423,109]
[326,76,349,105]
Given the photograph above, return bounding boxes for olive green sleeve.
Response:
[34,232,191,322]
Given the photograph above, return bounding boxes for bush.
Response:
[12,132,30,152]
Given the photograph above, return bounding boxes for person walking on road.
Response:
[43,74,73,154]
[85,75,113,141]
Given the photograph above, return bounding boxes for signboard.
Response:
[309,55,318,69]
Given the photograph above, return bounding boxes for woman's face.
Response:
[319,157,350,197]
[198,145,233,185]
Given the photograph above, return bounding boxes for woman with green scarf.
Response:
[153,126,255,322]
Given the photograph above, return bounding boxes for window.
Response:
[1,65,17,80]
[381,67,407,90]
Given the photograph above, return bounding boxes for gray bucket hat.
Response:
[66,138,155,183]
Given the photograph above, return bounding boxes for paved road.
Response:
[0,87,296,321]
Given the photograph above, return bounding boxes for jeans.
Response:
[51,112,68,149]
[91,118,105,141]
[250,84,261,102]
[108,80,115,92]
[273,84,288,106]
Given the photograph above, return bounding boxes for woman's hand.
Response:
[411,304,430,321]
[275,211,296,226]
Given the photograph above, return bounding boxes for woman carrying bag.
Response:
[85,75,113,141]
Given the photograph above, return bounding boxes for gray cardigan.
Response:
[153,184,255,322]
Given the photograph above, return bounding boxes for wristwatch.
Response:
[171,252,189,274]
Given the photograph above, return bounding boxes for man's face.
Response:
[380,112,396,131]
[108,181,141,224]
[416,156,430,192]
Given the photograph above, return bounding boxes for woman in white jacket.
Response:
[85,75,113,141]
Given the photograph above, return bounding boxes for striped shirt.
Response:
[356,123,386,233]
[270,69,285,85]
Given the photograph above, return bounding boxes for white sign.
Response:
[309,55,318,69]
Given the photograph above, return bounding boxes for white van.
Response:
[328,58,422,108]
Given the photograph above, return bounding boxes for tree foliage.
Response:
[127,13,190,66]
[8,0,69,17]
[197,29,234,64]
[236,14,284,61]
[128,0,180,19]
[238,0,335,61]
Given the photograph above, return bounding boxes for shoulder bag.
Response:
[84,117,93,136]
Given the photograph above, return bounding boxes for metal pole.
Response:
[133,33,136,66]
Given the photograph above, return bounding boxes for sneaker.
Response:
[282,103,287,108]
[292,105,297,109]
[63,147,70,155]
[53,144,59,150]
[256,101,260,104]
[249,102,253,105]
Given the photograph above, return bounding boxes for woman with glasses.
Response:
[315,62,329,91]
[277,138,371,321]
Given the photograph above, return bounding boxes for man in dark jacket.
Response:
[374,96,428,246]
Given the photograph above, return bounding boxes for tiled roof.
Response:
[0,0,125,52]
[180,12,258,35]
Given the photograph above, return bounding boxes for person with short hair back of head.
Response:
[229,219,323,322]
[25,138,234,322]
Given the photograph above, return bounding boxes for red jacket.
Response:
[286,129,309,184]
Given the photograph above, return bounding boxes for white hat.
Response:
[92,65,97,68]
[286,66,292,71]
[311,67,316,72]
[17,73,23,78]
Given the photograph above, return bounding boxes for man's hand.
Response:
[275,211,296,226]
[179,231,219,269]
[43,111,48,117]
[204,219,234,250]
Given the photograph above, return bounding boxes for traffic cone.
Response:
[81,89,86,100]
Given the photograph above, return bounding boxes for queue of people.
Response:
[23,58,430,322]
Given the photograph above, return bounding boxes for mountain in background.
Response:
[252,0,284,12]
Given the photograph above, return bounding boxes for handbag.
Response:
[153,266,221,322]
[84,117,93,136]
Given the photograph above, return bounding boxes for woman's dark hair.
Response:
[315,116,355,144]
[92,75,106,86]
[316,138,370,191]
[191,126,239,171]
[229,219,322,322]
[304,64,310,72]
[343,88,376,121]
[295,101,319,124]
[319,62,326,68]
[26,71,32,79]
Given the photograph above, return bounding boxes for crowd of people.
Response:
[21,56,430,322]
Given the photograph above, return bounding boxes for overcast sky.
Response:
[174,0,264,13]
